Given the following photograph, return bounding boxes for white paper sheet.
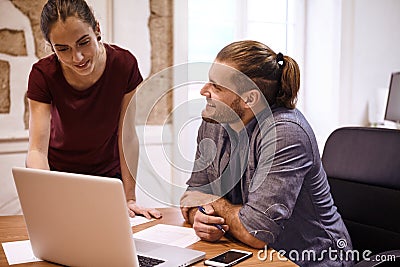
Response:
[132,224,200,248]
[1,240,42,265]
[1,221,188,265]
[129,216,155,226]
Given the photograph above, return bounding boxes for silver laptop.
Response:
[12,167,205,267]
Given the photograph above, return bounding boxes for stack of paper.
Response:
[132,224,200,248]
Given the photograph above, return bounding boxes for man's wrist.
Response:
[212,197,230,216]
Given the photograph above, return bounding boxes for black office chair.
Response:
[322,127,400,267]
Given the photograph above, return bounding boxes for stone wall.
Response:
[10,0,49,59]
[0,60,10,114]
[0,0,173,134]
[0,29,27,56]
[136,0,173,125]
[0,0,48,133]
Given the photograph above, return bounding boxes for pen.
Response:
[197,206,226,234]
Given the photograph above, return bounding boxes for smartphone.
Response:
[204,249,253,267]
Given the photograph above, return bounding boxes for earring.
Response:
[97,35,101,41]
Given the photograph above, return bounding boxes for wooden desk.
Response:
[0,208,297,266]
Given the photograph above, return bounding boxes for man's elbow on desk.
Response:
[230,218,266,249]
[180,191,267,249]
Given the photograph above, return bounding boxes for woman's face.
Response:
[49,16,100,77]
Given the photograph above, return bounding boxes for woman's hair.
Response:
[216,40,300,109]
[40,0,97,43]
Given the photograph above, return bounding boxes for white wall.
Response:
[0,0,36,215]
[336,0,400,127]
[0,0,34,138]
[302,0,400,149]
[112,0,151,78]
[348,0,400,124]
[0,144,26,215]
[112,0,175,207]
[302,0,342,147]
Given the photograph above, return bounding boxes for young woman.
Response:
[26,0,161,219]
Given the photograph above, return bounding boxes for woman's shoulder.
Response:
[32,53,58,72]
[104,43,137,61]
[104,43,139,72]
[29,54,61,82]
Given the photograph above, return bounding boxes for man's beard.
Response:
[202,97,244,124]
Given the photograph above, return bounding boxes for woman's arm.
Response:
[118,90,161,219]
[118,90,137,203]
[26,99,51,170]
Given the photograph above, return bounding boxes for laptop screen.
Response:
[385,72,400,123]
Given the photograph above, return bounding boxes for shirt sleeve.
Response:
[27,64,52,104]
[238,121,314,244]
[125,53,143,94]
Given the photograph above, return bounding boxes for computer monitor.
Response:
[384,72,400,124]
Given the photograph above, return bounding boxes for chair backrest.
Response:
[322,127,400,255]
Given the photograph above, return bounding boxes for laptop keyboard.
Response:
[138,255,165,267]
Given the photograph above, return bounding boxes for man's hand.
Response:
[180,190,221,222]
[192,205,229,242]
[127,200,162,219]
[180,190,266,248]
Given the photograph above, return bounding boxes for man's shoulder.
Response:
[271,107,301,121]
[270,107,318,145]
[271,107,311,130]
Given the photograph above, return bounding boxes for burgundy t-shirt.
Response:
[27,44,143,177]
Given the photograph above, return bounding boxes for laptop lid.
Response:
[12,167,205,267]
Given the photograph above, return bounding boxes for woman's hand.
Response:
[126,200,162,219]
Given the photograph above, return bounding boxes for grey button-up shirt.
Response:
[186,106,353,267]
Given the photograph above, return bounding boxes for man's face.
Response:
[200,62,245,124]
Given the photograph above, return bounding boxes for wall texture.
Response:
[0,0,48,131]
[10,0,49,59]
[0,0,173,130]
[0,60,10,114]
[136,0,173,125]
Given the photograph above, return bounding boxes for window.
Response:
[188,0,299,60]
[187,0,304,101]
[171,0,304,184]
